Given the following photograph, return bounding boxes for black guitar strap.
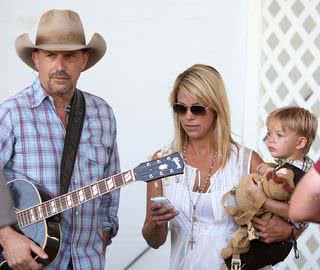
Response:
[59,90,86,195]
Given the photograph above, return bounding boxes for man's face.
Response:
[32,50,89,96]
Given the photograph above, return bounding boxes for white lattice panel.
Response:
[259,0,320,161]
[259,1,320,269]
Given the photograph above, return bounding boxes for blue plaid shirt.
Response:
[0,78,120,270]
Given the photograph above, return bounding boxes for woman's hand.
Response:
[150,201,179,226]
[252,215,291,243]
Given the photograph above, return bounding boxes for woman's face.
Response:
[176,90,215,142]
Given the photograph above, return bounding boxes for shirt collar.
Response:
[29,77,51,108]
[276,156,314,172]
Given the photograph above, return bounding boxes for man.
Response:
[0,9,120,270]
[289,161,320,223]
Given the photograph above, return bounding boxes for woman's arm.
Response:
[249,151,290,219]
[263,199,289,219]
[142,153,178,249]
[249,151,294,242]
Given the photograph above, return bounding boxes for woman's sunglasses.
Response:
[173,103,209,116]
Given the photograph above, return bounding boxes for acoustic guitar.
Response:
[0,152,184,269]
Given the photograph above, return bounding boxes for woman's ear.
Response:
[296,136,307,150]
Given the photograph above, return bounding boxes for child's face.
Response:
[266,119,303,160]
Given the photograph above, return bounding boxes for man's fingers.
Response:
[28,259,42,270]
[29,242,48,260]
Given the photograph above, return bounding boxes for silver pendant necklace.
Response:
[183,145,217,249]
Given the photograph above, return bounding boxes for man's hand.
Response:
[0,226,47,270]
[102,231,110,255]
[252,215,291,243]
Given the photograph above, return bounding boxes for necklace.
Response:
[183,145,217,249]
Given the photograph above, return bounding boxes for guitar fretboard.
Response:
[16,170,135,228]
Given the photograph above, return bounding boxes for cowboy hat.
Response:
[15,9,107,71]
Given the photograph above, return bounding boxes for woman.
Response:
[142,64,292,269]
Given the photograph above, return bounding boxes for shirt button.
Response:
[76,211,79,216]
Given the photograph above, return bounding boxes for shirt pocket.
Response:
[79,143,109,182]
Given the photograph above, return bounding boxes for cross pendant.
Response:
[189,237,195,249]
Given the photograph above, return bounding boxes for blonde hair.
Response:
[266,106,318,154]
[169,64,237,168]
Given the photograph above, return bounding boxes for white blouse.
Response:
[161,144,252,270]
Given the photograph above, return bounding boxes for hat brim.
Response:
[15,32,107,71]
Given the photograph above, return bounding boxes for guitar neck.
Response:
[16,170,136,228]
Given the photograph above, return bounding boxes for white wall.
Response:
[0,1,251,269]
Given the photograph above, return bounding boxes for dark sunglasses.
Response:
[173,103,209,115]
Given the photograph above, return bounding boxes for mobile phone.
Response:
[150,196,171,205]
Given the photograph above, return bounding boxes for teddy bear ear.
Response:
[276,168,295,183]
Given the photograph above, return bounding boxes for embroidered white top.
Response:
[161,144,252,270]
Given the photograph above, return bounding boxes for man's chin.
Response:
[48,84,73,95]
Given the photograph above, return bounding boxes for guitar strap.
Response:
[59,89,86,196]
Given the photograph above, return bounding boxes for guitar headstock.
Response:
[133,152,184,182]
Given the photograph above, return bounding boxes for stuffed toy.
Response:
[221,167,295,263]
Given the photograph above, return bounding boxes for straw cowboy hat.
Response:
[15,9,107,71]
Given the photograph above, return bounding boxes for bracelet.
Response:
[288,219,308,230]
[290,224,299,259]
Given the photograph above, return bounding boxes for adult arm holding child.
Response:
[248,157,294,243]
[289,165,320,223]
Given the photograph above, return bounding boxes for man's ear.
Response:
[31,50,39,71]
[296,136,307,150]
[81,51,89,71]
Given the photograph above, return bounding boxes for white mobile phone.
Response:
[150,196,171,205]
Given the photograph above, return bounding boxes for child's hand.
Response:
[256,162,274,176]
[247,175,267,202]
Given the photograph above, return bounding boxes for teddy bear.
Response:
[220,167,295,264]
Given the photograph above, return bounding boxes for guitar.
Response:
[0,152,184,269]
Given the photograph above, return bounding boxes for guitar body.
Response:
[0,180,61,269]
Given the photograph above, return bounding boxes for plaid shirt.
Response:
[0,78,120,270]
[276,156,314,173]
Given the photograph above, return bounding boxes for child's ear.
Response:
[296,136,307,150]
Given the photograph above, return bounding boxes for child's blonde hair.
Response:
[266,106,318,154]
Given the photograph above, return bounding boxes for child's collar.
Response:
[275,156,314,172]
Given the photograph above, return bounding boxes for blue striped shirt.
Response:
[0,78,120,270]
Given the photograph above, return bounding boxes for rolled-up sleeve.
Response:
[0,106,16,227]
[0,107,15,169]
